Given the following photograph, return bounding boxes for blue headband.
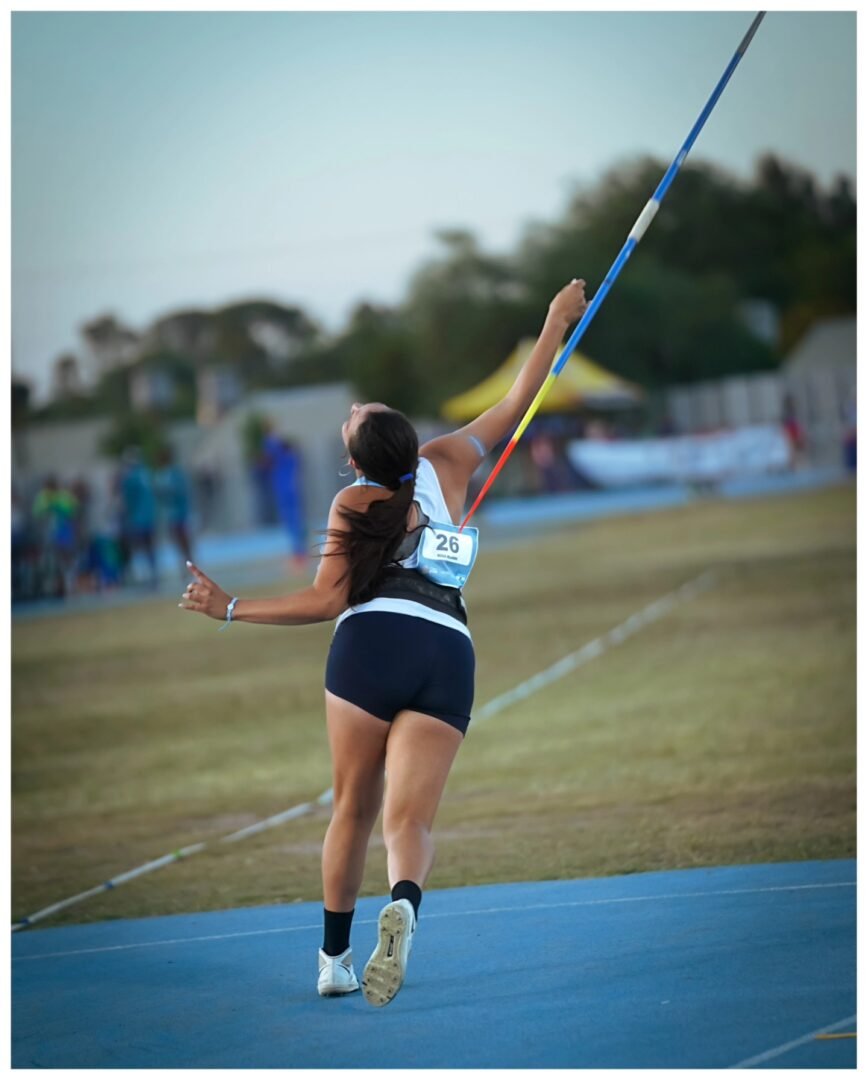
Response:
[399,472,414,483]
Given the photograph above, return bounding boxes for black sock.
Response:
[322,908,354,956]
[391,880,422,919]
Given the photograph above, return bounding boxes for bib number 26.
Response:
[418,523,479,588]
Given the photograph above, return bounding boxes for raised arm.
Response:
[420,279,588,512]
[180,489,358,626]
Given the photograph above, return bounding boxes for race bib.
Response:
[417,522,479,589]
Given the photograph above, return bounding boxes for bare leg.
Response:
[321,691,389,912]
[382,711,464,889]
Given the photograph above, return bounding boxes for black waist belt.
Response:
[374,567,468,626]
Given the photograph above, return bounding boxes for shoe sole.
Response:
[318,982,359,998]
[362,903,412,1007]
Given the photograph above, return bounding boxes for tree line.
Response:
[33,152,855,428]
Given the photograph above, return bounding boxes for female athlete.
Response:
[180,277,588,1006]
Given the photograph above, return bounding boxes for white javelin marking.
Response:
[729,1013,857,1068]
[13,880,854,961]
[628,198,660,242]
[12,569,715,931]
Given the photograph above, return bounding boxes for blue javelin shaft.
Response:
[552,11,765,377]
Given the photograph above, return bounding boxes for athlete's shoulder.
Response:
[331,482,376,514]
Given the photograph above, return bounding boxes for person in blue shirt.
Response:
[263,433,308,573]
[155,446,193,575]
[120,447,158,587]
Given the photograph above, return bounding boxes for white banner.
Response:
[567,425,792,487]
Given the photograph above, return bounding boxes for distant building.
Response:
[783,316,856,465]
[14,417,114,485]
[11,375,32,473]
[12,375,31,424]
[196,367,244,427]
[13,383,357,536]
[665,315,856,467]
[52,354,85,400]
[190,383,356,532]
[130,368,177,413]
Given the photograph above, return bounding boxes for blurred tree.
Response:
[29,154,853,424]
[212,300,322,386]
[241,411,270,464]
[80,314,141,380]
[401,230,540,412]
[336,303,420,412]
[99,412,169,465]
[11,377,31,428]
[502,152,854,394]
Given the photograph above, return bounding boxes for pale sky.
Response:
[11,10,857,401]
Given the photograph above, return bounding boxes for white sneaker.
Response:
[317,946,360,997]
[362,898,416,1007]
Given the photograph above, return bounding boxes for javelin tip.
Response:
[737,12,766,56]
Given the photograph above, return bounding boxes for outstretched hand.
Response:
[179,560,233,621]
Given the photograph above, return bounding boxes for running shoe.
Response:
[362,898,416,1007]
[317,947,360,997]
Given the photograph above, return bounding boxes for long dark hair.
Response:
[330,409,420,606]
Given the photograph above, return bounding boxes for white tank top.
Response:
[334,457,471,639]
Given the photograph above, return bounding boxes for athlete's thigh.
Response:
[325,691,389,814]
[383,710,464,829]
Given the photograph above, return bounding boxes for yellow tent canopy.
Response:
[440,339,643,421]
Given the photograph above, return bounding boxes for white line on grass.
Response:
[12,568,716,932]
[13,879,853,961]
[11,794,334,932]
[472,568,716,724]
[729,1014,857,1068]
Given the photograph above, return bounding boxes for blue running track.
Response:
[12,859,855,1068]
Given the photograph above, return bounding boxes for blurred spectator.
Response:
[254,459,275,523]
[119,448,159,587]
[264,431,308,571]
[530,433,562,493]
[32,476,78,597]
[658,413,677,437]
[155,446,193,574]
[781,393,806,468]
[81,475,124,591]
[70,478,94,592]
[193,462,222,532]
[242,413,279,526]
[111,469,132,583]
[843,387,856,472]
[586,418,613,440]
[11,486,37,602]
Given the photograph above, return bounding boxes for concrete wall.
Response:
[666,365,855,467]
[189,383,357,533]
[667,373,787,436]
[14,386,499,534]
[12,385,357,535]
[14,418,113,487]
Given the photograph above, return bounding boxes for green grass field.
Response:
[12,484,856,928]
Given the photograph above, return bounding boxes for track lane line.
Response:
[729,1014,857,1068]
[13,879,854,962]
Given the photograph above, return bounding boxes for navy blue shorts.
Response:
[325,612,475,736]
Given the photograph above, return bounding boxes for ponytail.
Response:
[327,409,420,606]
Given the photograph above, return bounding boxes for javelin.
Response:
[460,11,766,531]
